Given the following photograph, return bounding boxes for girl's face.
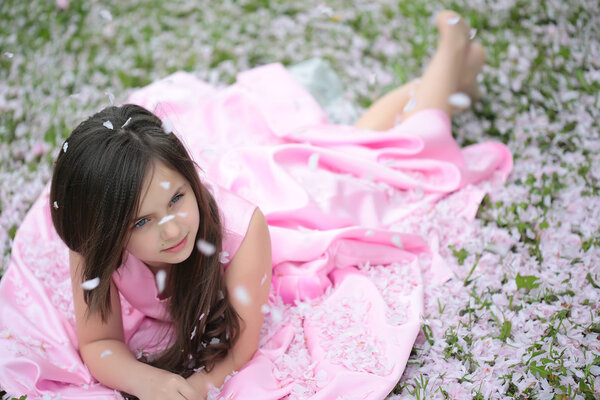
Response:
[126,160,200,272]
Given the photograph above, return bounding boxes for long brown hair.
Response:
[51,104,239,379]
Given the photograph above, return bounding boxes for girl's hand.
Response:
[136,369,200,400]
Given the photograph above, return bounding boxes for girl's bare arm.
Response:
[70,251,198,400]
[187,208,272,396]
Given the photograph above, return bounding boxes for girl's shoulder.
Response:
[207,181,258,267]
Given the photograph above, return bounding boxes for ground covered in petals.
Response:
[1,0,599,399]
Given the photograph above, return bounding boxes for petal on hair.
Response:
[156,270,167,294]
[233,286,251,305]
[62,142,68,153]
[103,120,113,130]
[161,118,173,134]
[196,239,216,256]
[190,325,197,340]
[199,312,205,320]
[209,337,220,345]
[81,277,100,290]
[100,349,113,358]
[217,290,224,300]
[53,201,59,209]
[159,181,170,190]
[121,117,132,128]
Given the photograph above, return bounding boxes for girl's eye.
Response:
[170,193,183,206]
[134,218,148,229]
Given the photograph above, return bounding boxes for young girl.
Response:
[0,11,511,400]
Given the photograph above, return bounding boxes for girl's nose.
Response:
[158,215,180,241]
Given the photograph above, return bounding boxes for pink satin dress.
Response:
[0,63,512,399]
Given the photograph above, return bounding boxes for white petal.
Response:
[81,277,100,290]
[99,9,113,21]
[162,118,173,134]
[157,215,175,225]
[260,273,268,286]
[260,304,270,313]
[403,98,417,112]
[63,142,68,153]
[446,16,460,25]
[177,212,188,218]
[121,117,132,128]
[155,270,167,294]
[308,153,319,170]
[104,91,115,105]
[53,201,59,209]
[448,92,471,109]
[233,286,251,305]
[100,349,113,358]
[219,251,230,264]
[199,312,205,320]
[217,290,224,300]
[209,337,220,345]
[159,181,170,190]
[391,235,403,248]
[196,239,216,256]
[190,326,197,340]
[469,28,477,40]
[365,229,375,237]
[103,120,113,130]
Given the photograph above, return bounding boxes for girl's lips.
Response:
[163,235,187,253]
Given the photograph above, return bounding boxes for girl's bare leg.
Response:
[354,10,486,131]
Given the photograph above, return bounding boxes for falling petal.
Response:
[446,16,460,25]
[391,235,403,248]
[103,120,113,130]
[448,92,471,109]
[219,251,230,264]
[63,142,68,153]
[190,326,197,340]
[403,98,417,112]
[260,273,268,286]
[260,304,270,313]
[121,117,132,128]
[157,215,175,225]
[104,91,115,105]
[233,286,251,305]
[100,349,113,358]
[197,239,216,256]
[177,212,188,218]
[308,153,319,171]
[4,51,14,58]
[81,277,100,290]
[99,9,113,21]
[162,118,173,134]
[159,181,170,190]
[53,201,59,209]
[469,28,477,40]
[155,270,167,293]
